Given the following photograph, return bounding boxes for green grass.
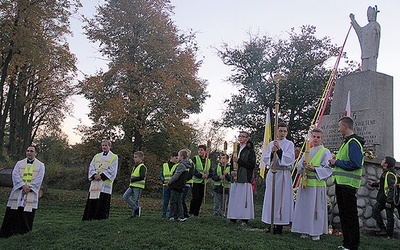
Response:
[0,187,397,250]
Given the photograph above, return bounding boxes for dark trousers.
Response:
[336,185,359,250]
[181,185,191,218]
[189,183,204,216]
[170,190,184,219]
[372,199,394,236]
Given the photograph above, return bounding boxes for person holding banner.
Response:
[82,140,118,221]
[261,122,295,234]
[227,131,256,227]
[291,128,332,241]
[0,145,45,238]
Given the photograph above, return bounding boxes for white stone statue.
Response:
[350,6,381,71]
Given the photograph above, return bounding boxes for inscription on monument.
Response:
[320,109,383,151]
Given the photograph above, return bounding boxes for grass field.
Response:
[0,187,397,250]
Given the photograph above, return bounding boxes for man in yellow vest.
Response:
[189,145,210,217]
[0,145,45,238]
[82,139,118,220]
[329,117,365,250]
[291,128,332,241]
[123,151,147,218]
[160,152,179,219]
[367,156,397,239]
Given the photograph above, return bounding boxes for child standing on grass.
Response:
[123,151,147,218]
[367,156,397,239]
[211,154,232,217]
[167,149,190,221]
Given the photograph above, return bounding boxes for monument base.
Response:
[320,71,393,161]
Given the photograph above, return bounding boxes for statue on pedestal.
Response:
[350,6,381,71]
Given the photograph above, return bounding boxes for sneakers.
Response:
[240,222,248,227]
[311,236,320,241]
[169,217,187,222]
[337,246,350,250]
[300,234,309,239]
[137,207,142,217]
[376,228,387,236]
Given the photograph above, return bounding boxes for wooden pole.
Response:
[203,140,212,208]
[222,141,228,217]
[270,73,281,235]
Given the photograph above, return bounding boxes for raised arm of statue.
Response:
[350,6,381,71]
[349,13,361,35]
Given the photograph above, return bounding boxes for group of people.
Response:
[0,117,397,250]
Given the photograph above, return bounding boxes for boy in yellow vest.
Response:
[367,156,397,239]
[160,152,179,219]
[211,154,232,217]
[123,151,147,218]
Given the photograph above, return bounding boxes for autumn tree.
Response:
[79,0,208,191]
[217,25,355,147]
[80,0,207,151]
[0,0,79,161]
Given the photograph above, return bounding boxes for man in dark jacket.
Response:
[368,156,397,239]
[168,149,190,222]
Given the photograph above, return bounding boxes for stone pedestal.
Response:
[320,71,393,162]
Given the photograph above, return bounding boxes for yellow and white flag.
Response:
[259,107,271,179]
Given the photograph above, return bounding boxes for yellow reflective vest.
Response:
[130,163,147,189]
[94,153,118,185]
[305,147,328,187]
[162,163,178,187]
[332,138,363,188]
[192,155,211,184]
[384,171,397,196]
[213,164,230,188]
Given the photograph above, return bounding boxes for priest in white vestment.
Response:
[261,123,295,234]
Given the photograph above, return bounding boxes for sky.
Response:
[65,0,400,159]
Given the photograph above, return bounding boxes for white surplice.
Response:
[291,145,332,236]
[261,138,295,225]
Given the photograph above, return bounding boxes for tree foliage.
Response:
[0,0,79,161]
[217,25,354,147]
[79,0,208,151]
[79,0,208,191]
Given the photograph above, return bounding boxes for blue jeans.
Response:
[161,186,172,218]
[123,187,142,216]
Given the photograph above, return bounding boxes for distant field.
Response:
[0,187,397,250]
